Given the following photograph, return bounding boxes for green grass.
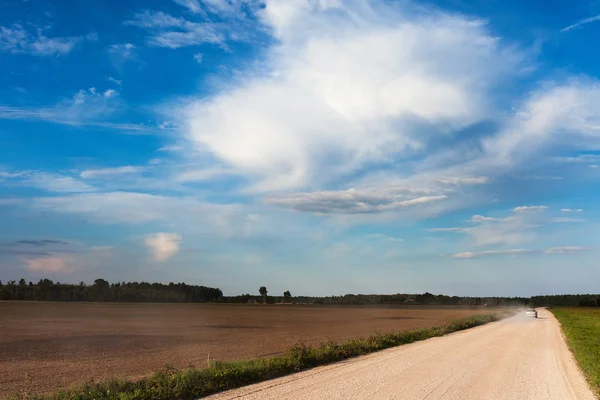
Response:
[551,308,600,397]
[10,313,506,400]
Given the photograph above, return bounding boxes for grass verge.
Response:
[12,313,506,400]
[551,308,600,397]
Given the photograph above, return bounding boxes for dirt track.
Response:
[208,309,596,400]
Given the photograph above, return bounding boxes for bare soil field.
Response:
[0,301,496,397]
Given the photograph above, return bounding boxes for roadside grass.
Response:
[551,308,600,397]
[10,313,506,400]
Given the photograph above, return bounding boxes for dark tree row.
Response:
[0,278,223,302]
[220,292,531,306]
[531,294,600,307]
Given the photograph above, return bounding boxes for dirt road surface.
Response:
[207,309,595,400]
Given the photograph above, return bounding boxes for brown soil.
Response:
[0,301,494,397]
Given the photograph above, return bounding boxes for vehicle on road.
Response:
[525,308,538,318]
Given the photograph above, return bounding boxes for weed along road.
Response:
[207,309,595,400]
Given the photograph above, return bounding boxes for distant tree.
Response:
[94,279,110,289]
[283,290,292,302]
[259,286,268,304]
[18,278,26,286]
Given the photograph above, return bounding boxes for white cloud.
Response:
[0,88,158,133]
[108,43,136,66]
[0,24,83,56]
[452,208,542,247]
[544,246,586,254]
[265,187,447,214]
[560,208,583,213]
[435,177,490,185]
[176,166,233,182]
[484,79,600,165]
[0,88,120,126]
[107,77,123,86]
[80,166,145,179]
[145,232,181,262]
[470,215,501,222]
[25,173,95,193]
[450,249,534,258]
[174,0,203,14]
[193,53,203,63]
[183,1,525,191]
[550,217,584,223]
[124,11,224,48]
[512,205,548,213]
[561,14,600,32]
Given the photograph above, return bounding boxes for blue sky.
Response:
[1,0,600,296]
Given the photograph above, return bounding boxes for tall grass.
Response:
[551,308,600,397]
[13,313,505,400]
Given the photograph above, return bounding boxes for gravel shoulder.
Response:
[207,309,596,400]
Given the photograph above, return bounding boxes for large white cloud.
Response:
[183,0,525,192]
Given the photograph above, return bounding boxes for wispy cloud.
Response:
[561,14,600,32]
[107,77,123,86]
[0,88,162,133]
[513,205,548,213]
[560,208,583,213]
[144,232,181,262]
[173,0,204,14]
[0,24,86,56]
[450,249,534,258]
[451,246,586,258]
[23,173,95,193]
[550,217,584,223]
[124,11,224,48]
[544,246,586,254]
[265,188,447,214]
[80,166,146,179]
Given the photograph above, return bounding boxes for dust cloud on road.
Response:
[207,309,595,400]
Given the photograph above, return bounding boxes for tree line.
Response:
[0,278,223,302]
[531,294,600,307]
[1,279,598,307]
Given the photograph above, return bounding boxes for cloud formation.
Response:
[512,205,548,213]
[183,0,525,191]
[450,249,533,258]
[80,166,146,179]
[265,187,447,214]
[145,233,182,262]
[125,11,224,48]
[561,14,600,32]
[0,24,84,56]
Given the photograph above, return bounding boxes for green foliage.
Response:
[11,313,505,400]
[551,308,600,395]
[0,278,223,302]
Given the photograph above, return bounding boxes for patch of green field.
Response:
[551,308,600,396]
[9,313,506,400]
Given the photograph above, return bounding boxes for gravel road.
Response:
[207,309,595,400]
